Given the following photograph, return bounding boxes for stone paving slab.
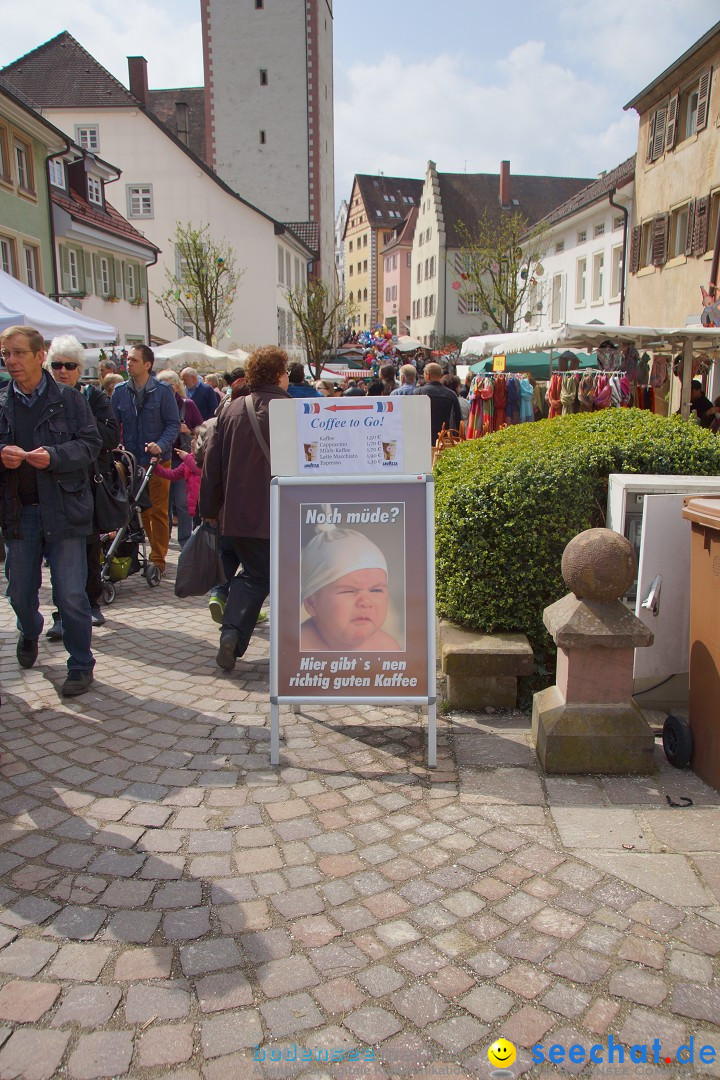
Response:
[0,549,718,1077]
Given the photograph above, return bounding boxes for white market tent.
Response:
[460,322,720,419]
[153,336,236,374]
[0,268,117,343]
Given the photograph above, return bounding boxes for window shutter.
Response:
[83,251,93,295]
[665,93,679,150]
[651,106,667,161]
[59,244,71,292]
[685,199,696,256]
[645,112,656,163]
[696,67,712,131]
[693,195,710,255]
[139,265,148,302]
[629,225,642,273]
[652,213,669,266]
[92,253,101,294]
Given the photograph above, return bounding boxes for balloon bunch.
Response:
[353,324,398,367]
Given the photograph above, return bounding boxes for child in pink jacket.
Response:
[153,425,204,525]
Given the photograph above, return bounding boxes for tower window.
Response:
[255,0,263,7]
[260,69,268,85]
[259,130,266,145]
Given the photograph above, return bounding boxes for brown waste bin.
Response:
[682,496,720,789]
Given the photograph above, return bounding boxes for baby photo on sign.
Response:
[299,502,406,652]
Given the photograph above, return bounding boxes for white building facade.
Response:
[335,199,348,300]
[202,0,335,287]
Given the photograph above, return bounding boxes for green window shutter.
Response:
[139,264,148,302]
[59,244,71,292]
[92,253,101,294]
[83,251,93,295]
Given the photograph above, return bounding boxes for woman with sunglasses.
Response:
[45,336,120,637]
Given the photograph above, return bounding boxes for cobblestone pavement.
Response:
[0,548,719,1079]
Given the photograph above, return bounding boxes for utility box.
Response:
[606,474,720,708]
[682,496,720,790]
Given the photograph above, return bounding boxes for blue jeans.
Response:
[5,505,94,673]
[171,478,193,548]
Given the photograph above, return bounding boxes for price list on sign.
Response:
[296,399,404,475]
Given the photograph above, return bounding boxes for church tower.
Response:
[201,0,335,286]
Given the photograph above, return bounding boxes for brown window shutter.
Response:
[665,93,679,150]
[629,224,642,273]
[696,67,712,131]
[652,106,667,161]
[685,199,696,256]
[652,213,669,266]
[645,112,656,163]
[694,195,710,255]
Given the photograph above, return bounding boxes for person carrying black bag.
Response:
[45,336,120,636]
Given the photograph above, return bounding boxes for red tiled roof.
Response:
[382,206,419,252]
[532,156,636,231]
[51,189,160,253]
[353,175,424,230]
[1,31,138,108]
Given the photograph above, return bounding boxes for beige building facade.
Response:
[625,22,720,328]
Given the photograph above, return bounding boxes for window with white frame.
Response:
[14,139,33,192]
[417,264,422,284]
[668,202,690,259]
[87,176,102,206]
[0,237,16,276]
[48,158,65,188]
[429,294,434,315]
[277,246,284,283]
[594,223,605,238]
[610,246,623,300]
[466,295,481,314]
[0,126,9,182]
[285,252,291,286]
[592,251,604,301]
[555,240,565,254]
[127,184,153,218]
[23,245,40,291]
[613,215,624,231]
[392,254,397,270]
[407,252,411,267]
[385,287,391,302]
[575,257,587,305]
[75,126,99,151]
[551,273,564,324]
[577,229,587,244]
[392,285,397,301]
[100,256,110,296]
[126,263,137,301]
[68,249,79,292]
[424,259,429,280]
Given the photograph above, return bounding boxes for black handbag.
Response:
[93,461,131,533]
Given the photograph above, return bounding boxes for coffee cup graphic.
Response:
[382,440,397,461]
[304,442,318,462]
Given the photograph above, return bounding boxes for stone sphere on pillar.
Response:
[561,528,637,603]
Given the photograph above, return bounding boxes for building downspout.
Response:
[608,189,628,325]
[144,249,159,344]
[45,139,70,300]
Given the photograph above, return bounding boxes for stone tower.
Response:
[201,0,335,286]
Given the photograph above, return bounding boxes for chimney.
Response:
[128,56,149,107]
[499,160,511,208]
[175,102,189,146]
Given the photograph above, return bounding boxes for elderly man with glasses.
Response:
[0,325,102,696]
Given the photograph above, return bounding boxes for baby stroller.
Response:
[99,449,161,604]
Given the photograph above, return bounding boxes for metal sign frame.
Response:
[269,473,437,766]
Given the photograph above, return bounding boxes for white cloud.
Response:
[334,38,639,203]
[2,0,203,88]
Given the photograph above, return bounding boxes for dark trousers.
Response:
[221,536,269,658]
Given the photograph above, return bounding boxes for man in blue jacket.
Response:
[181,367,220,420]
[0,325,102,696]
[112,345,179,579]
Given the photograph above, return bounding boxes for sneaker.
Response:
[90,606,106,627]
[208,594,226,625]
[61,671,94,697]
[17,635,38,669]
[46,616,63,642]
[146,565,162,586]
[216,631,239,671]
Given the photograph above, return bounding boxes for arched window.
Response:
[363,288,368,301]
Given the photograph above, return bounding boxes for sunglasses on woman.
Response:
[50,361,79,371]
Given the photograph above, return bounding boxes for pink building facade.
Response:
[381,207,417,333]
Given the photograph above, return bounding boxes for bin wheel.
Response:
[101,582,116,605]
[663,714,692,769]
[146,565,161,588]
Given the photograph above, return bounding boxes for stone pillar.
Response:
[532,528,655,774]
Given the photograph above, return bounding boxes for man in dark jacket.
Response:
[199,346,290,669]
[0,325,102,696]
[414,361,461,444]
[181,367,220,420]
[112,345,179,578]
[287,362,321,398]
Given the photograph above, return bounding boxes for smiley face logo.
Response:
[488,1039,517,1069]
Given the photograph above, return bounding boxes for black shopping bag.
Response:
[174,522,227,598]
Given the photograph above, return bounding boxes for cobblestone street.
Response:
[0,548,718,1078]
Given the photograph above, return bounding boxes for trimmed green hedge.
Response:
[434,410,720,653]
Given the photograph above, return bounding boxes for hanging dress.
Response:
[519,378,535,422]
[505,376,520,425]
[560,374,577,415]
[493,375,507,430]
[546,373,562,419]
[466,377,484,439]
